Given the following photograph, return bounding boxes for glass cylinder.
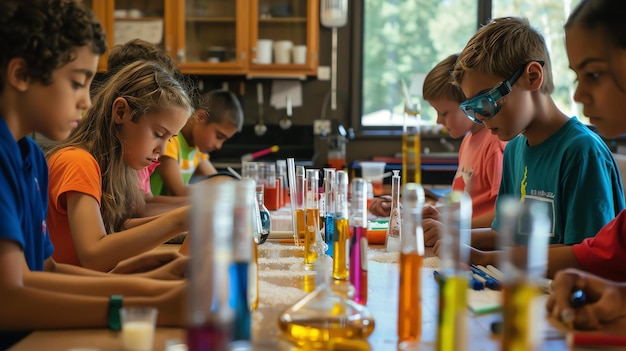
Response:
[187,180,236,351]
[304,169,320,270]
[333,170,350,281]
[437,191,472,351]
[397,183,425,344]
[498,197,550,351]
[385,170,402,252]
[327,134,347,170]
[349,178,369,305]
[323,168,336,257]
[402,97,421,185]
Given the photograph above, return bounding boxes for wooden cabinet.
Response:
[87,0,319,77]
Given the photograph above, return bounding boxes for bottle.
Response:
[499,198,550,351]
[323,168,336,257]
[349,178,369,305]
[385,170,402,252]
[278,255,375,349]
[256,189,271,244]
[397,183,425,344]
[402,90,422,185]
[230,179,256,343]
[333,171,350,281]
[437,191,472,351]
[187,181,236,351]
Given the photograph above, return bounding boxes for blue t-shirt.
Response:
[492,117,625,245]
[0,118,53,271]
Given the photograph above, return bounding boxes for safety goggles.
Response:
[459,61,544,124]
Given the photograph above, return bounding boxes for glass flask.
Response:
[349,178,369,305]
[323,168,336,257]
[385,170,402,252]
[278,255,375,350]
[256,189,271,244]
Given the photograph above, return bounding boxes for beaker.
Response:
[327,135,347,170]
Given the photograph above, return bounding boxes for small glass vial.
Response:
[437,191,472,351]
[349,178,369,305]
[397,183,425,345]
[256,189,271,244]
[385,170,402,252]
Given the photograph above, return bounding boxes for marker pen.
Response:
[567,333,626,348]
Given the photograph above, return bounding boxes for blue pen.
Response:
[470,265,501,290]
[570,289,586,308]
[434,270,484,290]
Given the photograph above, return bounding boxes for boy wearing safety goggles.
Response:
[429,17,624,270]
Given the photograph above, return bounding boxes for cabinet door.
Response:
[94,0,175,72]
[249,0,319,77]
[82,0,110,72]
[175,0,248,75]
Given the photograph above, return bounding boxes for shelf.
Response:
[258,17,307,23]
[185,16,236,22]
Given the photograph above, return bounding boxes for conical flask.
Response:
[278,255,375,350]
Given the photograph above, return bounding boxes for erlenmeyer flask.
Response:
[278,256,375,350]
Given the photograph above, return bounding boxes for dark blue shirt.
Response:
[0,118,53,271]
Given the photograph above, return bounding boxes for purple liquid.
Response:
[187,325,231,351]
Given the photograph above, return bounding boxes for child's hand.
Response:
[143,256,189,280]
[422,204,441,221]
[546,268,626,330]
[423,218,442,247]
[110,251,182,274]
[368,196,392,217]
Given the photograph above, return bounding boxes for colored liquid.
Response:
[371,180,383,197]
[398,252,423,342]
[280,317,374,350]
[304,208,320,269]
[187,325,231,351]
[122,321,155,351]
[264,186,279,210]
[325,213,335,257]
[249,241,259,311]
[402,131,422,185]
[437,275,467,351]
[333,218,349,280]
[328,157,345,170]
[229,262,251,341]
[349,227,368,305]
[303,273,316,293]
[501,282,542,351]
[295,209,306,241]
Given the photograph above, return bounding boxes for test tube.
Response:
[385,170,402,252]
[187,180,236,350]
[397,183,425,344]
[304,169,320,270]
[349,178,368,305]
[323,168,336,257]
[333,171,350,280]
[437,191,472,351]
[498,197,550,351]
[287,158,300,246]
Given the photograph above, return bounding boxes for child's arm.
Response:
[65,191,189,272]
[0,240,185,330]
[156,156,190,196]
[471,209,496,229]
[194,158,218,177]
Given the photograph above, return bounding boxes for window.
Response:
[356,0,584,131]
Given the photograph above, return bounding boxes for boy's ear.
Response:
[6,58,31,92]
[112,97,130,124]
[526,61,544,91]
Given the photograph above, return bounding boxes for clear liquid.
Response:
[398,252,423,342]
[333,218,349,280]
[304,208,320,269]
[402,131,422,185]
[501,282,542,351]
[437,275,468,351]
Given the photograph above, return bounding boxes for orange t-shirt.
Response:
[47,147,102,266]
[452,128,506,219]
